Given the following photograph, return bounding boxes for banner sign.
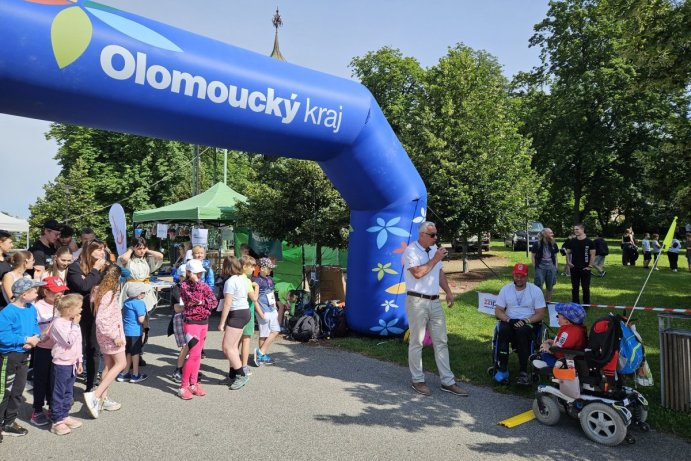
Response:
[108,203,127,256]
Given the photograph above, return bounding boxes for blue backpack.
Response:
[321,302,348,338]
[618,321,644,375]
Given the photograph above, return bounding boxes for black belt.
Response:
[407,291,439,300]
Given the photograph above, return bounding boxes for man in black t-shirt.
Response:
[29,219,61,280]
[566,223,596,305]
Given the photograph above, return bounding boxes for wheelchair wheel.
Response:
[579,402,628,446]
[532,395,561,426]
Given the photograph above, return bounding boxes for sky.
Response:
[0,0,550,219]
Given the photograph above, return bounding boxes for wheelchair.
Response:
[487,320,551,385]
[532,315,649,446]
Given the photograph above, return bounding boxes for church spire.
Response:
[270,7,286,61]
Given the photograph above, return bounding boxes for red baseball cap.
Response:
[512,263,528,276]
[43,276,68,293]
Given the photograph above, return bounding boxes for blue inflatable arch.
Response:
[0,1,427,336]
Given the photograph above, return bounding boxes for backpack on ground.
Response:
[618,320,644,375]
[321,302,348,338]
[291,312,321,342]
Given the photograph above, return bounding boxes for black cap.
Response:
[43,219,62,231]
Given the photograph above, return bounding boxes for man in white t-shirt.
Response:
[402,221,468,397]
[493,263,546,385]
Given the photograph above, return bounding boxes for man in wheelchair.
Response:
[492,263,546,385]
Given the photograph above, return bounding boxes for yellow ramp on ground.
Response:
[497,410,535,428]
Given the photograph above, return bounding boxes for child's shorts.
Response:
[242,302,255,336]
[258,310,280,337]
[173,313,185,347]
[125,335,143,356]
[643,251,651,261]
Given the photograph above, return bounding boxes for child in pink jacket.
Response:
[49,293,84,436]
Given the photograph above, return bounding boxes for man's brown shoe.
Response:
[441,383,469,396]
[411,381,432,396]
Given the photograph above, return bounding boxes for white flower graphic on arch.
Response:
[412,207,427,224]
[370,318,405,336]
[367,217,410,249]
[381,299,399,312]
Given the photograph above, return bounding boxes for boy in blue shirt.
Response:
[253,258,280,365]
[0,279,43,439]
[118,283,148,383]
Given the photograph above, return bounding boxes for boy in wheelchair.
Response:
[532,313,649,446]
[533,302,587,369]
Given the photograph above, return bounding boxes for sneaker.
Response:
[654,267,660,271]
[129,373,148,384]
[31,410,50,427]
[63,417,83,429]
[101,397,121,411]
[411,381,432,396]
[673,269,677,272]
[253,347,261,367]
[2,422,29,437]
[178,387,193,400]
[219,374,235,386]
[242,365,253,377]
[116,372,131,382]
[83,391,99,419]
[516,371,532,386]
[260,354,274,365]
[190,384,206,397]
[229,374,250,390]
[441,383,469,396]
[170,369,182,383]
[50,422,71,436]
[493,370,509,384]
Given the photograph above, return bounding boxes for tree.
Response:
[236,158,349,253]
[30,125,193,241]
[514,0,690,232]
[351,45,545,270]
[414,45,545,261]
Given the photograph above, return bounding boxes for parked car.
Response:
[452,233,490,253]
[504,222,544,251]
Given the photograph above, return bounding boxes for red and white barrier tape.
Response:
[548,302,691,314]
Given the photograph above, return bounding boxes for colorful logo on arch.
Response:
[25,0,182,69]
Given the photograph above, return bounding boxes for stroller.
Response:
[532,314,649,446]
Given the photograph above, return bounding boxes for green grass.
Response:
[332,240,691,438]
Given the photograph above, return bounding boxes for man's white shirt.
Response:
[495,282,546,319]
[403,241,442,295]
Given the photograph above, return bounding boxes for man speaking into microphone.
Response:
[403,221,468,397]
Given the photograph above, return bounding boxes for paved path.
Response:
[2,311,688,460]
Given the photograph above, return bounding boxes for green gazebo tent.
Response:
[132,182,247,223]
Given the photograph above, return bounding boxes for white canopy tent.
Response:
[0,212,30,247]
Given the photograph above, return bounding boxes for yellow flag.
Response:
[662,216,678,251]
